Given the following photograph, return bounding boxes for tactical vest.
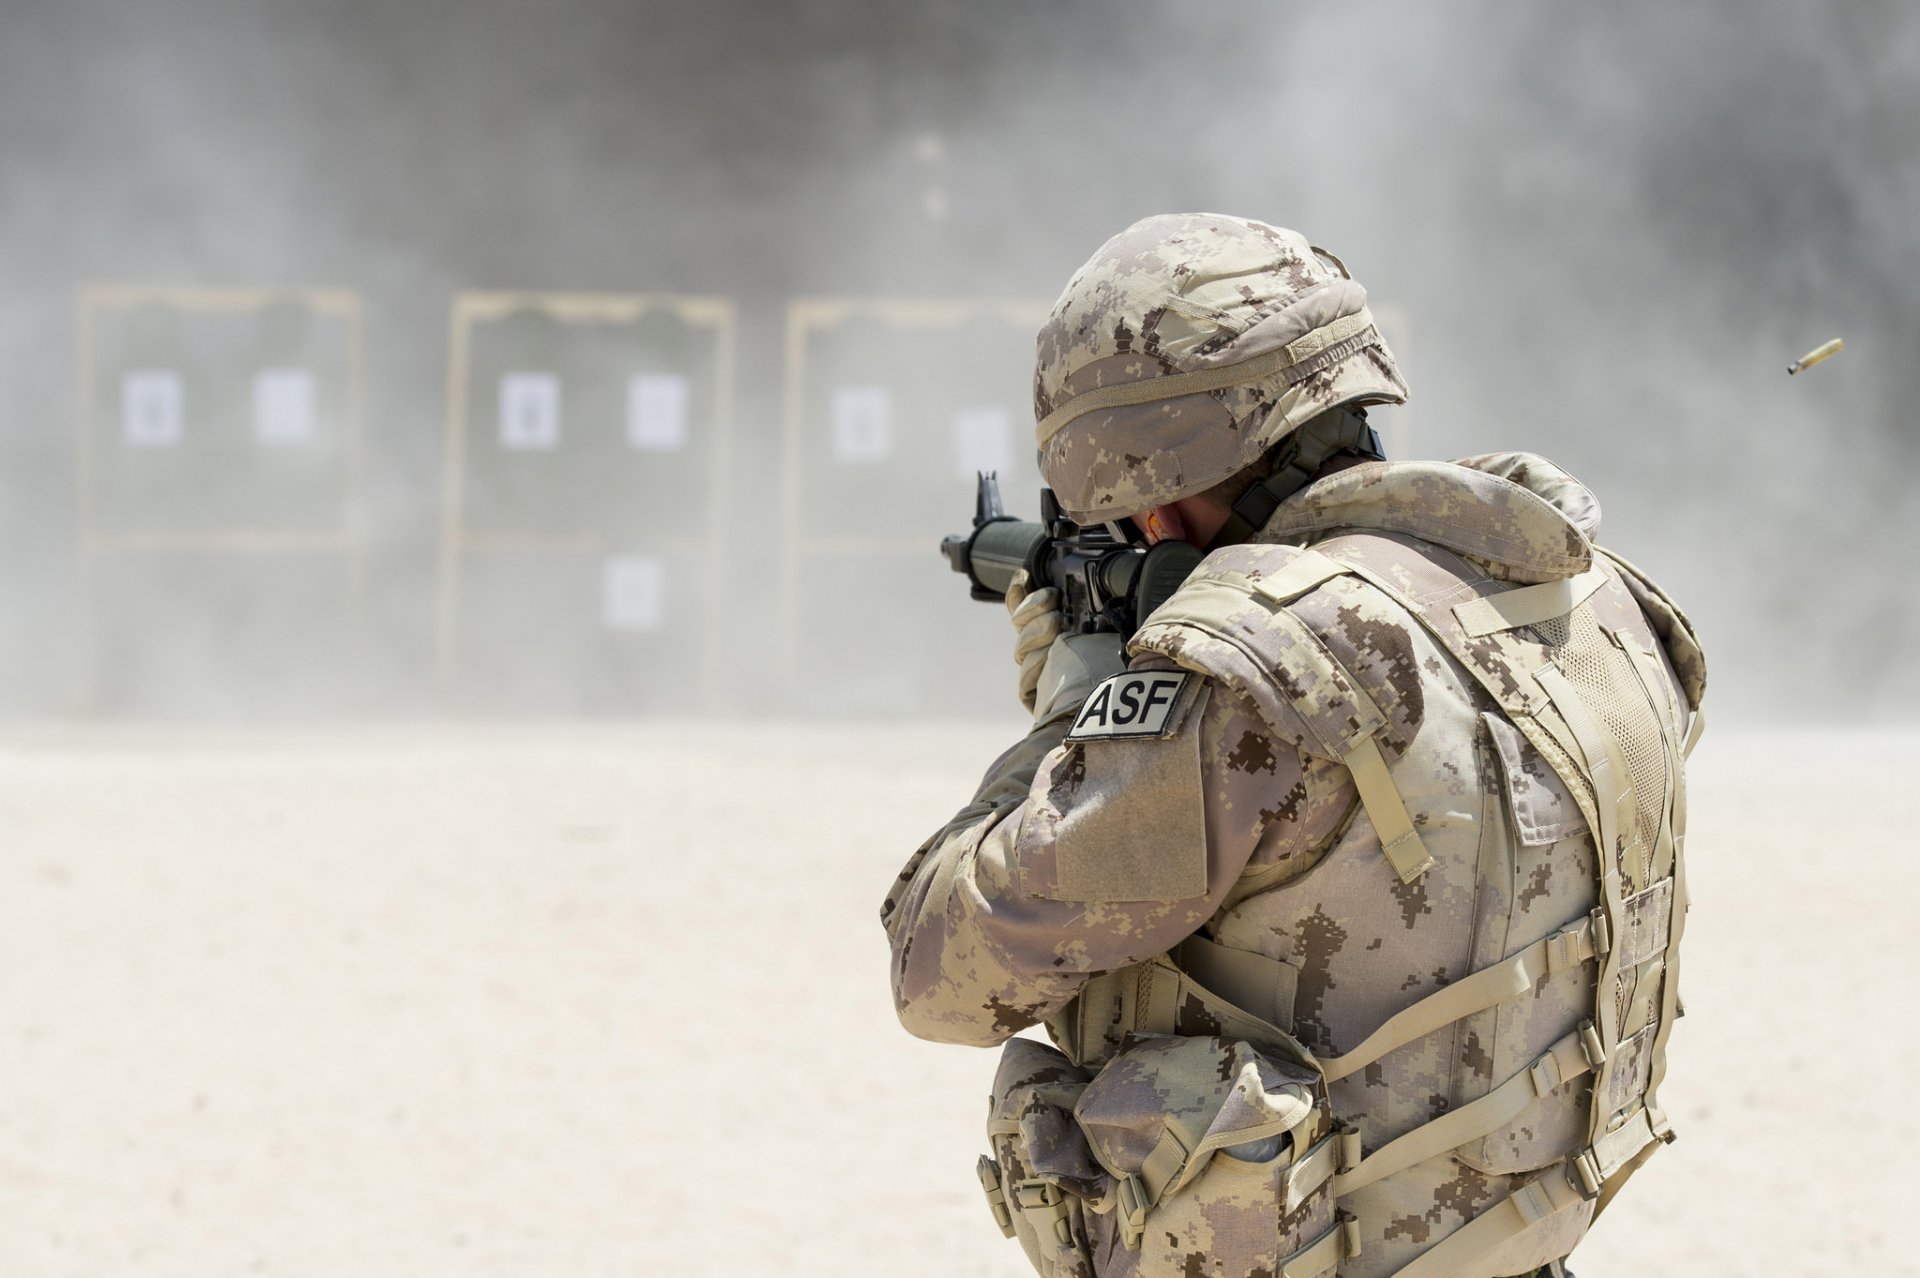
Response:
[980,478,1704,1278]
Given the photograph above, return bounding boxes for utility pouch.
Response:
[982,1037,1109,1278]
[1072,1035,1350,1278]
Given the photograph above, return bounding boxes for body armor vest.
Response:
[1011,462,1704,1278]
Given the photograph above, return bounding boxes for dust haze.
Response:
[0,0,1911,720]
[0,6,1913,1276]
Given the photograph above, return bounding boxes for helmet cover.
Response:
[1034,213,1408,523]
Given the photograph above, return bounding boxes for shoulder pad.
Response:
[1129,544,1385,762]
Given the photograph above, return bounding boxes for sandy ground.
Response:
[0,723,1913,1277]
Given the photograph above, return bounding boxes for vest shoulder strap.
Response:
[1132,542,1435,884]
[1595,547,1706,713]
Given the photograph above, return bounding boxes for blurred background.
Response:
[0,0,1913,722]
[1,3,1916,1277]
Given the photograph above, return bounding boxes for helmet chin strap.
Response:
[1211,405,1383,547]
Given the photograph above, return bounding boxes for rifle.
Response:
[940,472,1202,641]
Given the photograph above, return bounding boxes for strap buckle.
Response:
[1587,906,1612,958]
[1335,1120,1363,1175]
[1545,920,1594,973]
[1512,1178,1559,1226]
[1013,1179,1076,1251]
[1115,1173,1150,1250]
[1528,1054,1562,1098]
[977,1155,1015,1239]
[1577,1020,1607,1070]
[1338,1209,1363,1260]
[1571,1149,1604,1199]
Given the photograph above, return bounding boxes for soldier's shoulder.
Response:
[1129,542,1407,762]
[1130,541,1312,643]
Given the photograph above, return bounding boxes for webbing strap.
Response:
[1281,1213,1361,1278]
[1344,735,1435,884]
[1683,705,1707,759]
[1319,916,1596,1084]
[1139,962,1182,1036]
[1245,585,1431,887]
[1452,567,1609,638]
[1057,958,1186,1064]
[1173,932,1298,1031]
[1592,1130,1662,1223]
[1385,1165,1588,1278]
[1133,1125,1189,1208]
[1334,1030,1594,1199]
[1535,665,1632,1040]
[1639,826,1688,1143]
[1034,310,1377,445]
[1618,632,1681,886]
[1617,638,1690,1147]
[1253,549,1351,605]
[1535,664,1634,888]
[1535,660,1640,1159]
[1140,953,1321,1074]
[1584,1108,1659,1187]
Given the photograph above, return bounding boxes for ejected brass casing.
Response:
[1787,337,1844,375]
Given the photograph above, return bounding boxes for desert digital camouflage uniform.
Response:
[882,215,1705,1278]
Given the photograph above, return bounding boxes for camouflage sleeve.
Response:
[880,659,1344,1048]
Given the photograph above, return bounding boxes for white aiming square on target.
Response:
[121,370,184,448]
[950,406,1014,481]
[601,554,666,632]
[252,368,317,446]
[499,372,562,451]
[830,385,892,462]
[626,373,690,451]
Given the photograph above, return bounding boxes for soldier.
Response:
[880,213,1706,1278]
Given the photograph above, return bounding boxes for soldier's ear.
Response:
[1141,505,1187,545]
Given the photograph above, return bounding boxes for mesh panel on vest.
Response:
[1527,615,1571,648]
[1557,609,1667,888]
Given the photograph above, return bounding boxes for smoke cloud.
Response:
[0,0,1911,721]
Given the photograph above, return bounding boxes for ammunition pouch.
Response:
[981,1033,1354,1278]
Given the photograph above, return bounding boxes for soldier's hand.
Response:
[1006,570,1062,713]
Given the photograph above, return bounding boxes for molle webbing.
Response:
[1172,882,1670,1094]
[1304,536,1690,1192]
[1616,634,1692,1155]
[1317,913,1604,1084]
[1333,1027,1600,1198]
[1099,533,1692,1278]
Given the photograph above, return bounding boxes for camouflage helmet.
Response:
[1033,213,1409,524]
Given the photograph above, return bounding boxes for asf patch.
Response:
[1066,671,1195,741]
